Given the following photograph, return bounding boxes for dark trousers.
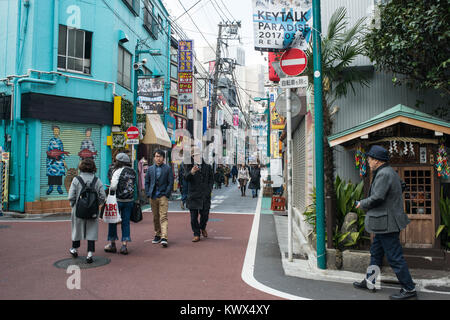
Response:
[369,232,415,291]
[190,209,209,237]
[72,240,95,252]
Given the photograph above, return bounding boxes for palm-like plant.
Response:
[304,7,371,214]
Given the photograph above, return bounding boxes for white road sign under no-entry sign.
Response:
[280,76,308,89]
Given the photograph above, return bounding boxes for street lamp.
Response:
[253,93,271,179]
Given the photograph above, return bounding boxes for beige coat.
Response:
[68,172,106,241]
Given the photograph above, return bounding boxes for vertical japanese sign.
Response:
[178,40,194,105]
[138,78,164,114]
[252,0,313,52]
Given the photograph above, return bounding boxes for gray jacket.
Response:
[360,164,410,234]
[68,172,106,241]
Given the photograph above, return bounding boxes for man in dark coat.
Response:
[353,145,416,300]
[248,164,261,198]
[184,152,214,242]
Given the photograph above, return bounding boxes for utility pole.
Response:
[210,21,241,130]
[209,23,223,130]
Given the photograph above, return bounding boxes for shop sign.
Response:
[252,0,313,52]
[138,77,164,114]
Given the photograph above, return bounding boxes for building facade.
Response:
[0,0,171,213]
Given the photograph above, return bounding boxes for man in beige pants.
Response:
[145,150,174,248]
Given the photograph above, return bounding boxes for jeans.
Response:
[181,180,188,204]
[190,209,209,236]
[252,189,258,197]
[107,201,133,242]
[369,232,415,291]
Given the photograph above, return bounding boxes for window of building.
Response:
[57,25,92,74]
[117,45,132,89]
[121,0,140,16]
[143,1,158,39]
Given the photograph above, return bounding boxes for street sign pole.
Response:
[286,88,293,262]
[313,0,326,270]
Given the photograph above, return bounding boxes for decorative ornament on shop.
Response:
[355,147,367,177]
[435,143,450,179]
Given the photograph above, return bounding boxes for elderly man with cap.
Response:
[104,152,136,255]
[353,145,416,300]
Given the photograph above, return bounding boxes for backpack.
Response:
[75,176,99,219]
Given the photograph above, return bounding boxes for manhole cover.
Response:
[54,256,111,269]
[424,285,450,293]
[0,225,11,229]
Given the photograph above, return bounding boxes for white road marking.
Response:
[241,192,310,300]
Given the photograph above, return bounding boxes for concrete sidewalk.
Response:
[263,196,450,295]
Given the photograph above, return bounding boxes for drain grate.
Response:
[54,256,111,269]
[284,252,308,260]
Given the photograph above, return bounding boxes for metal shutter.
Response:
[292,118,306,211]
[40,121,102,199]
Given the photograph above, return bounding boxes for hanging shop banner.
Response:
[252,0,313,52]
[138,77,164,114]
[164,115,176,144]
[178,40,194,105]
[269,92,285,130]
[271,130,281,159]
[170,97,178,113]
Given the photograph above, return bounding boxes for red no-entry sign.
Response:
[126,126,139,139]
[280,48,307,76]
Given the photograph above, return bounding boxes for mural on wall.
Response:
[46,125,68,195]
[41,122,101,199]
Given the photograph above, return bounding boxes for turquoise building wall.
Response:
[0,0,171,211]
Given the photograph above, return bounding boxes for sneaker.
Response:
[201,229,208,238]
[352,279,376,293]
[152,236,162,244]
[119,245,128,255]
[86,252,93,264]
[104,243,117,253]
[69,248,78,258]
[161,238,168,247]
[389,288,417,300]
[192,236,200,242]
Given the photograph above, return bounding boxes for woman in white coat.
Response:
[68,158,106,263]
[237,164,250,197]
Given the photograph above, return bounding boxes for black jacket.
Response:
[248,167,261,190]
[184,162,214,210]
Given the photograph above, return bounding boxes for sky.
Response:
[161,0,267,67]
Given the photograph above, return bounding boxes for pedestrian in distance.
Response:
[214,164,224,189]
[145,149,174,248]
[353,145,417,300]
[104,152,136,255]
[231,165,238,184]
[184,149,214,242]
[68,158,106,263]
[248,164,261,198]
[223,165,231,187]
[179,162,189,210]
[238,164,250,197]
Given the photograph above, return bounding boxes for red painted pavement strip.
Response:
[0,212,282,300]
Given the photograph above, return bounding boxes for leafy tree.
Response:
[304,7,371,214]
[365,0,450,96]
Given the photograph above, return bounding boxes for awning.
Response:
[141,114,172,148]
[328,104,450,147]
